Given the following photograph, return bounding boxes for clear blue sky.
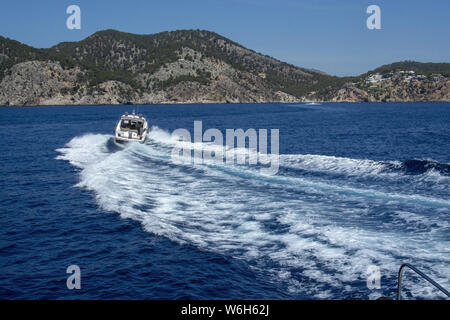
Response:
[1,0,449,76]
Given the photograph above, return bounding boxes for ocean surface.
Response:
[1,102,449,300]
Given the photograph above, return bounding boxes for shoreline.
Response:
[1,100,450,108]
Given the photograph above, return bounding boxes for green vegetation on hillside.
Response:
[155,74,211,90]
[365,61,450,77]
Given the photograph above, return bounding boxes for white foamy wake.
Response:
[56,129,450,299]
[281,154,450,186]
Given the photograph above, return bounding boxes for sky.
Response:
[0,0,449,76]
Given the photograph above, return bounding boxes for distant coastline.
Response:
[3,101,450,109]
[1,29,449,107]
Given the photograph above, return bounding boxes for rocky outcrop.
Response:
[330,79,450,102]
[0,61,80,106]
[331,84,374,102]
[374,78,450,102]
[40,80,140,106]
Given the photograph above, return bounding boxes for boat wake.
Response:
[56,127,450,299]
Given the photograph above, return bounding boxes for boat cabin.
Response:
[119,115,145,134]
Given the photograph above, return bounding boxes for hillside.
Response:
[334,61,450,102]
[366,61,450,78]
[0,30,449,106]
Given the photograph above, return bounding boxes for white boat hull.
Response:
[115,131,147,143]
[114,112,149,143]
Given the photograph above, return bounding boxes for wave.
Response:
[148,126,450,179]
[56,129,450,299]
[390,159,450,176]
[146,125,450,178]
[281,154,450,181]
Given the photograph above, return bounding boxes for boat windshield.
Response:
[120,119,143,131]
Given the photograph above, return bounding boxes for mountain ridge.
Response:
[0,29,449,106]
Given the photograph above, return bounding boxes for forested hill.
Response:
[0,30,448,106]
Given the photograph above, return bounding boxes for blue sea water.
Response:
[0,102,449,300]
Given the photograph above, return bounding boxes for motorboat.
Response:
[114,111,148,143]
